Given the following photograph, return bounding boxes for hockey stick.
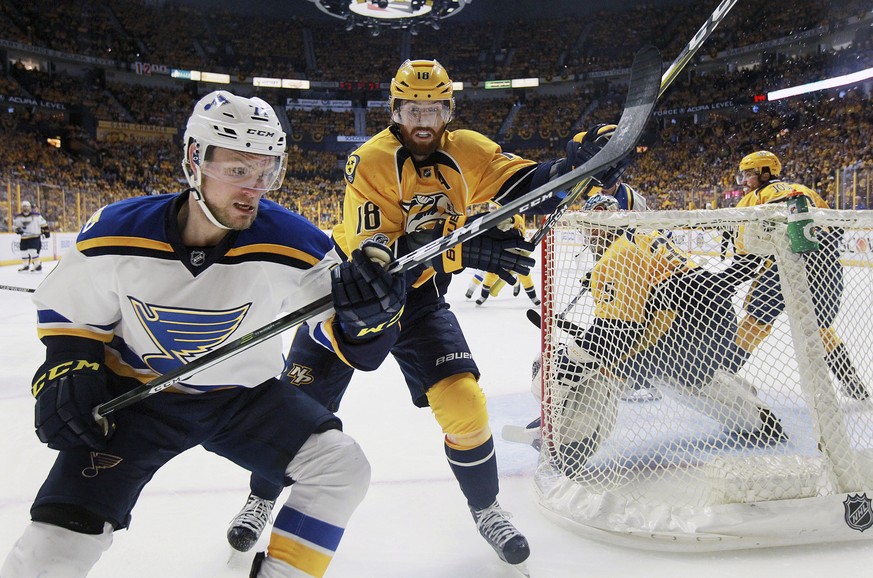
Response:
[528,0,739,247]
[93,47,662,420]
[0,284,36,293]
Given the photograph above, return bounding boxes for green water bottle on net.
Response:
[785,191,820,253]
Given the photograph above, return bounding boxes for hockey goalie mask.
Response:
[582,193,622,258]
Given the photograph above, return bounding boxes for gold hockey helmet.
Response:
[389,59,454,123]
[739,150,782,178]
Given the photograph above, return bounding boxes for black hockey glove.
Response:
[432,214,535,285]
[562,123,632,189]
[332,241,406,341]
[33,354,116,451]
[15,227,24,235]
[41,226,50,239]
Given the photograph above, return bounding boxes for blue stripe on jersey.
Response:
[107,336,151,371]
[77,193,333,266]
[236,199,334,262]
[274,506,345,552]
[37,309,115,332]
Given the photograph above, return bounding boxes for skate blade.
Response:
[226,547,250,568]
[507,560,531,577]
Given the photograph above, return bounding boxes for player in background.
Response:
[1,90,407,578]
[537,193,787,477]
[13,200,50,272]
[228,59,632,571]
[465,270,486,298]
[475,214,540,306]
[728,151,868,400]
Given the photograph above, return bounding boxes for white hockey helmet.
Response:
[21,200,32,212]
[182,91,288,229]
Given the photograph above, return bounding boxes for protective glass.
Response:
[736,168,759,186]
[391,100,452,128]
[200,147,288,191]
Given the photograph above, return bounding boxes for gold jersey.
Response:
[333,126,538,284]
[736,180,828,208]
[590,230,697,324]
[735,179,829,255]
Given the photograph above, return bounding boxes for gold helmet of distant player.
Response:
[739,150,782,178]
[389,59,454,125]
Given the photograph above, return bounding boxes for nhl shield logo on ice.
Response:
[843,493,873,532]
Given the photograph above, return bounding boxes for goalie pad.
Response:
[546,346,619,481]
[660,369,779,440]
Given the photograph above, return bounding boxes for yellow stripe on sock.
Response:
[267,532,333,578]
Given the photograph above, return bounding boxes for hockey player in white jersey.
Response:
[1,91,407,578]
[13,200,50,272]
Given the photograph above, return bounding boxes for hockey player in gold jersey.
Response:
[474,215,540,306]
[541,194,787,478]
[230,59,635,570]
[729,151,868,400]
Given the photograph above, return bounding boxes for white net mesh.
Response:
[535,206,873,549]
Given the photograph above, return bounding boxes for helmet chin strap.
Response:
[191,187,231,231]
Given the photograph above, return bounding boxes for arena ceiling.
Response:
[175,0,690,23]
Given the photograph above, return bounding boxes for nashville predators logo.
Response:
[345,155,360,185]
[129,297,251,375]
[401,193,459,233]
[284,363,315,386]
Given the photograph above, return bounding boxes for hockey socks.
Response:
[444,436,498,510]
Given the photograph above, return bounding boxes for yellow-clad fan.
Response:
[728,151,867,400]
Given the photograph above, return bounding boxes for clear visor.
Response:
[200,147,287,191]
[391,100,452,128]
[736,168,759,186]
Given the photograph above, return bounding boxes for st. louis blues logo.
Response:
[129,297,251,375]
[843,493,873,532]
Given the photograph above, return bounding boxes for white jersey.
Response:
[33,192,346,393]
[13,210,48,239]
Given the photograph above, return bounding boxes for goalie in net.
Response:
[541,193,787,483]
[532,157,873,549]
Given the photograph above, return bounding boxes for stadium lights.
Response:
[767,66,873,101]
[308,0,469,32]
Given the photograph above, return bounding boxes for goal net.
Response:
[535,205,873,550]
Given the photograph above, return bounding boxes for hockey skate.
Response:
[227,493,276,553]
[620,377,661,402]
[733,407,788,447]
[18,262,30,273]
[840,376,870,401]
[30,263,43,273]
[470,501,530,569]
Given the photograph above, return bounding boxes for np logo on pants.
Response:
[843,493,873,532]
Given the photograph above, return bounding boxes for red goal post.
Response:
[536,205,873,550]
